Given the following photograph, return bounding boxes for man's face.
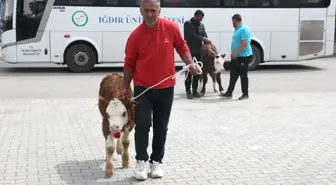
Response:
[232,19,237,28]
[140,2,160,27]
[195,15,203,23]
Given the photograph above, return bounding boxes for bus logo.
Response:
[72,10,88,27]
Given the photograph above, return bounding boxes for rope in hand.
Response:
[132,57,203,100]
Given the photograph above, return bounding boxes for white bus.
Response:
[1,0,335,72]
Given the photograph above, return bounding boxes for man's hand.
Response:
[188,64,202,75]
[231,53,237,59]
[202,37,211,44]
[209,51,216,57]
[231,40,248,59]
[204,43,215,57]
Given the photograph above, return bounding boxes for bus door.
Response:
[15,0,50,62]
[0,0,4,37]
[325,0,336,55]
[298,1,328,60]
[331,0,336,54]
[0,0,18,63]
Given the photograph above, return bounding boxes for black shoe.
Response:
[186,91,193,99]
[238,94,249,100]
[192,91,202,98]
[219,92,232,99]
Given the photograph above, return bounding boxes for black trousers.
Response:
[226,56,253,95]
[133,86,174,163]
[185,54,201,92]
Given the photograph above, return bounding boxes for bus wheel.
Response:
[65,43,96,73]
[249,44,262,71]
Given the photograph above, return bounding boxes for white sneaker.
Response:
[134,160,148,180]
[149,161,164,178]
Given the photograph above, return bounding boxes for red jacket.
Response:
[124,18,190,89]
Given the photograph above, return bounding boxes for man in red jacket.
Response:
[123,0,200,181]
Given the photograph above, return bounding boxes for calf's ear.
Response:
[99,96,110,107]
[221,54,226,58]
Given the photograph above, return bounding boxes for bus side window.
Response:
[117,0,139,6]
[224,0,268,7]
[300,0,329,7]
[162,0,220,7]
[222,0,329,8]
[222,0,248,7]
[54,0,139,6]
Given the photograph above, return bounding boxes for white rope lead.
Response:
[132,57,203,100]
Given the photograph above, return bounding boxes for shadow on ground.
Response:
[173,92,241,104]
[54,159,140,185]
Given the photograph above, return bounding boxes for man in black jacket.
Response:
[183,10,212,99]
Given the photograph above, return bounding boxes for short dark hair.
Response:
[232,14,242,21]
[194,10,204,17]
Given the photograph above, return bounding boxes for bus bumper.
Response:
[1,46,18,64]
[1,30,18,64]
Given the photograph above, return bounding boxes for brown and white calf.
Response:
[98,73,136,178]
[198,43,226,96]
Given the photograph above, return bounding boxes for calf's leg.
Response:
[105,135,115,178]
[216,73,224,93]
[121,130,131,168]
[200,73,208,96]
[197,75,203,93]
[116,137,123,155]
[102,120,114,178]
[211,73,218,92]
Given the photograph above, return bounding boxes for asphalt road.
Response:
[0,57,335,99]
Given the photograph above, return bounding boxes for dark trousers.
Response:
[226,56,252,95]
[133,86,174,163]
[185,54,201,92]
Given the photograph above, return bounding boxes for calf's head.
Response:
[100,93,136,134]
[213,53,226,73]
[105,99,129,133]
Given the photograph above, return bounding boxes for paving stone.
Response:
[0,92,336,184]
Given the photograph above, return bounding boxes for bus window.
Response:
[0,0,4,31]
[2,0,14,32]
[222,0,330,7]
[16,0,46,41]
[54,0,139,6]
[300,0,330,7]
[162,0,221,7]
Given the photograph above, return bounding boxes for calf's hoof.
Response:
[116,147,123,155]
[122,161,130,168]
[122,153,130,168]
[105,171,113,178]
[105,168,114,178]
[214,88,218,92]
[105,162,114,178]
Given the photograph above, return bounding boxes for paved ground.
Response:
[1,58,336,185]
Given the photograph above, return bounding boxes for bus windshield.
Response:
[2,0,14,32]
[16,0,47,41]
